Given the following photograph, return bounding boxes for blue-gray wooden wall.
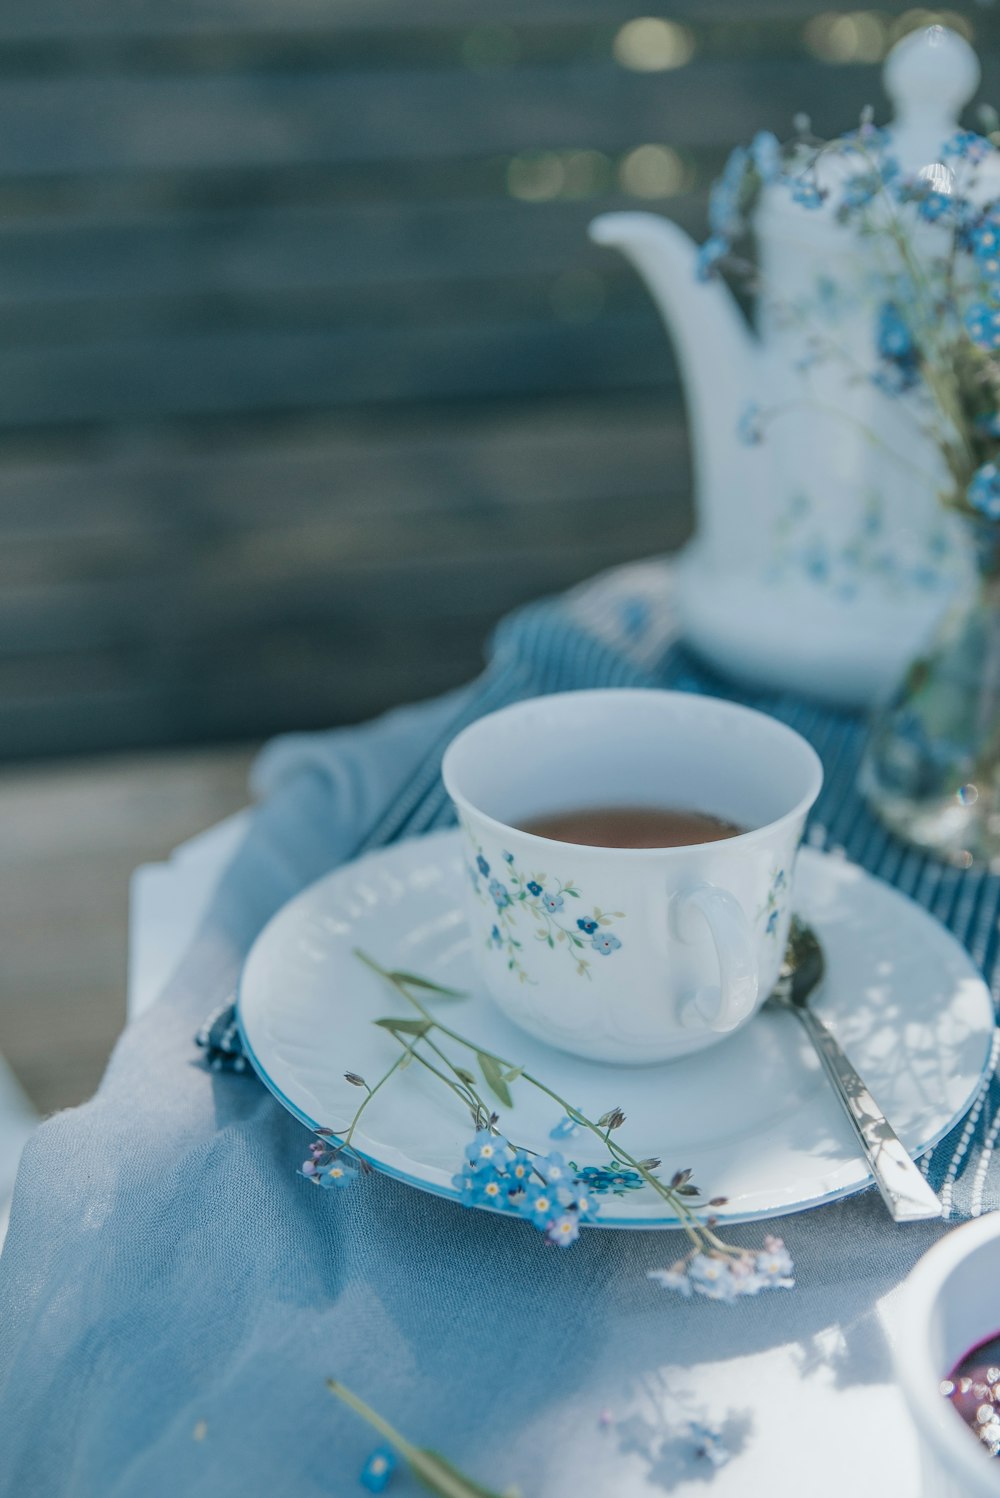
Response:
[2,1,995,758]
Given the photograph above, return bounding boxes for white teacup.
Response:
[441,688,822,1064]
[894,1214,1000,1498]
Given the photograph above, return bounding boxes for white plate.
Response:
[237,834,996,1227]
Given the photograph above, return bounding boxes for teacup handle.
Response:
[673,883,758,1033]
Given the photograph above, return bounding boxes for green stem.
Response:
[327,1379,423,1462]
[342,1036,421,1149]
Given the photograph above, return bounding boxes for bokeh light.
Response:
[612,18,696,72]
[618,144,687,198]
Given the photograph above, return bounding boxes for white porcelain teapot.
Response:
[591,25,982,707]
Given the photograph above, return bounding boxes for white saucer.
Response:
[237,833,996,1227]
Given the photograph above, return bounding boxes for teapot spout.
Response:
[590,212,762,563]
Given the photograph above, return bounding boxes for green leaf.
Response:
[566,887,580,897]
[387,971,466,998]
[502,1065,524,1084]
[477,1051,513,1108]
[374,1017,432,1036]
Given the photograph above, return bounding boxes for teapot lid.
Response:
[759,24,1000,231]
[884,23,980,172]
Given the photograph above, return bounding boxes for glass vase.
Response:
[860,519,1000,868]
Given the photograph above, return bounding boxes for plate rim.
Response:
[236,831,998,1229]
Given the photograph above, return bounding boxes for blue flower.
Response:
[755,1235,795,1287]
[576,917,599,934]
[766,910,779,935]
[469,1173,508,1208]
[490,924,502,946]
[502,850,514,864]
[972,220,1000,260]
[360,1448,397,1493]
[545,1209,581,1247]
[520,1185,557,1228]
[505,1150,535,1191]
[944,129,992,165]
[488,878,511,909]
[696,233,728,282]
[968,462,1000,520]
[541,891,564,913]
[592,932,622,956]
[464,1131,508,1168]
[526,880,543,896]
[774,869,787,889]
[917,189,953,222]
[556,1181,599,1222]
[790,176,824,209]
[737,401,763,445]
[967,301,1000,350]
[317,1156,358,1189]
[750,130,782,183]
[549,1114,580,1140]
[708,145,750,237]
[535,1151,570,1188]
[875,302,919,391]
[476,854,490,876]
[877,301,913,360]
[687,1253,740,1301]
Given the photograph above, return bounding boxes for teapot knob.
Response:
[884,24,981,165]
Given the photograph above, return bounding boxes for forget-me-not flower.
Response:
[360,1447,397,1493]
[917,189,953,223]
[790,177,824,209]
[966,302,1000,350]
[592,932,622,956]
[696,233,728,282]
[687,1253,740,1301]
[318,1157,359,1189]
[541,891,564,913]
[708,145,750,237]
[944,129,992,165]
[968,463,1000,520]
[546,1210,582,1248]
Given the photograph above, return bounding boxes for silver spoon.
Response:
[766,920,942,1223]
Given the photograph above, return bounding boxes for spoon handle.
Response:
[796,1007,943,1223]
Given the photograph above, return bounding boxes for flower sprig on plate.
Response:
[300,951,794,1302]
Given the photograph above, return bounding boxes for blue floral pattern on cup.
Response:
[758,866,787,939]
[466,840,624,983]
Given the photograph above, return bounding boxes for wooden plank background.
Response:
[0,1,996,759]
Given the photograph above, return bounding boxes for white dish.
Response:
[237,833,996,1227]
